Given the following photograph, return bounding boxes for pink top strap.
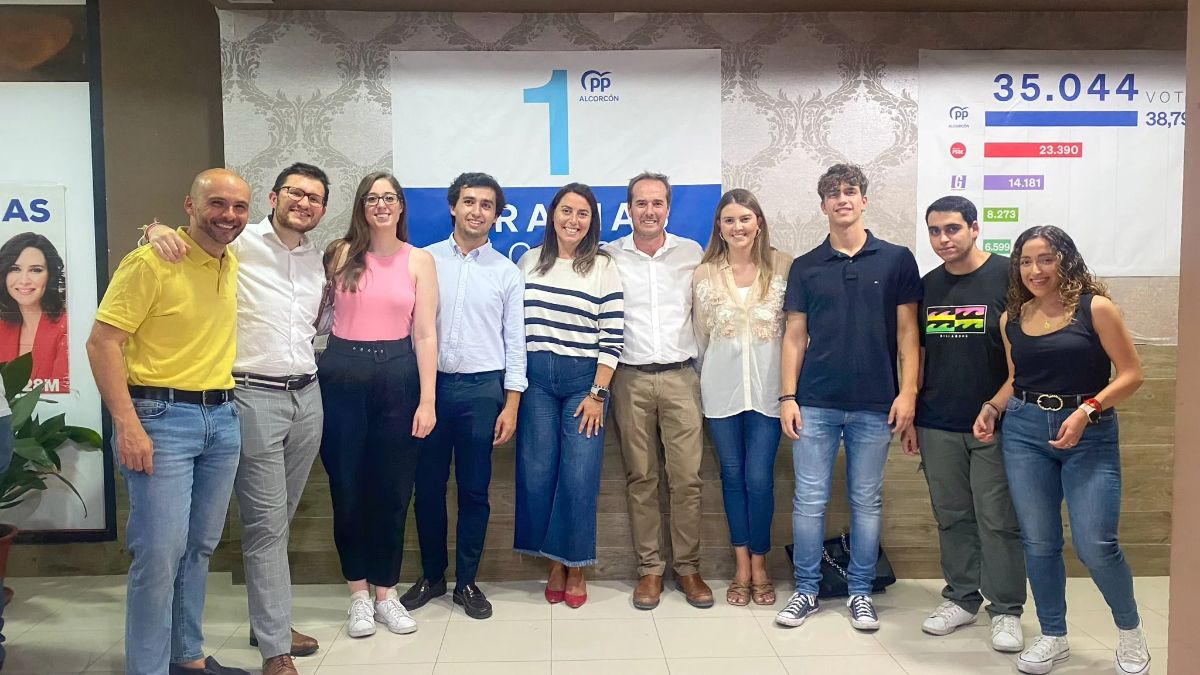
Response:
[332,243,416,341]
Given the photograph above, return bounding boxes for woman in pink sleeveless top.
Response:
[318,171,439,638]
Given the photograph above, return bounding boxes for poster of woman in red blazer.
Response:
[0,232,68,393]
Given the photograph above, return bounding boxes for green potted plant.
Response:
[0,352,103,588]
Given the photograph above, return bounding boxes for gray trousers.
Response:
[917,427,1027,617]
[234,382,323,659]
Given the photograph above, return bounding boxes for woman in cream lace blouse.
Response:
[692,188,793,607]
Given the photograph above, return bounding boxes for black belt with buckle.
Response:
[129,385,234,406]
[1014,389,1098,411]
[234,372,318,392]
[628,359,693,374]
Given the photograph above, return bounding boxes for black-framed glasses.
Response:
[278,185,326,207]
[362,193,400,207]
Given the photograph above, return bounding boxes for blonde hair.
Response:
[701,188,775,300]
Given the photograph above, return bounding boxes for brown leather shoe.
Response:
[263,654,299,675]
[250,627,319,657]
[675,573,715,608]
[632,574,663,610]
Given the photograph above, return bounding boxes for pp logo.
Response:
[949,106,969,122]
[950,175,967,191]
[580,70,612,93]
[950,142,967,159]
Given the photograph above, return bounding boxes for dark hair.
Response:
[327,171,407,293]
[626,171,672,208]
[447,172,507,225]
[0,232,65,325]
[532,183,607,277]
[816,163,869,199]
[271,162,330,205]
[925,195,978,226]
[1006,225,1108,321]
[701,188,776,300]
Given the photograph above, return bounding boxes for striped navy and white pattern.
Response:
[518,249,625,370]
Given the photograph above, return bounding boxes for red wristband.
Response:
[1083,398,1101,413]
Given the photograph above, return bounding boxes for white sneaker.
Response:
[347,596,376,638]
[1018,635,1070,674]
[991,614,1025,652]
[1116,623,1151,674]
[922,600,977,635]
[846,594,879,631]
[375,597,418,634]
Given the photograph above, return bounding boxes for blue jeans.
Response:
[514,351,605,566]
[707,411,780,555]
[791,406,892,596]
[119,399,241,675]
[1002,397,1140,636]
[415,370,505,588]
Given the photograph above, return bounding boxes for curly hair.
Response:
[1006,225,1108,322]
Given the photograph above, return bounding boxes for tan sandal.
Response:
[751,581,776,606]
[726,580,751,606]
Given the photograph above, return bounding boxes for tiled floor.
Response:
[2,574,1170,674]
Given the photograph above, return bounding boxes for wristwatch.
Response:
[1080,398,1102,424]
[589,384,610,401]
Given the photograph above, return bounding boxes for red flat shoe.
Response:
[544,587,565,604]
[564,591,587,608]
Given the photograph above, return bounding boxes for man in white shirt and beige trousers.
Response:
[145,163,331,675]
[604,172,713,610]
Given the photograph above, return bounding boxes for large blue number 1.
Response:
[523,70,569,176]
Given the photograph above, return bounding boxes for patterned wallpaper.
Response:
[218,10,1184,341]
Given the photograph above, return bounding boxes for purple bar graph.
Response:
[983,174,1045,191]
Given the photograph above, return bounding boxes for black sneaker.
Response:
[847,594,880,631]
[167,656,251,675]
[399,576,447,611]
[774,592,819,627]
[453,583,494,620]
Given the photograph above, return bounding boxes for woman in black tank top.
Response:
[971,226,1149,675]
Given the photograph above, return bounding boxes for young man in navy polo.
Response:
[775,164,922,631]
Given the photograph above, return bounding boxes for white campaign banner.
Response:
[0,83,106,536]
[917,50,1185,276]
[390,49,722,261]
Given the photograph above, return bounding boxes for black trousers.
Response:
[413,370,505,588]
[318,335,421,587]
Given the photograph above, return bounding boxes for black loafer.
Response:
[399,576,447,611]
[453,583,494,620]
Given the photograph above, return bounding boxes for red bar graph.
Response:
[984,142,1083,158]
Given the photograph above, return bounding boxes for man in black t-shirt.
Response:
[901,196,1027,652]
[775,164,923,632]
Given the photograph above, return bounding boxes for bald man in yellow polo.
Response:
[87,169,251,675]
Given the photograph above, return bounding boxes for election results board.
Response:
[917,50,1184,277]
[391,50,722,260]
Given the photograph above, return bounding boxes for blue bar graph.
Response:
[985,111,1138,127]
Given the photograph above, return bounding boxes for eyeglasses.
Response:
[362,193,400,207]
[278,185,326,207]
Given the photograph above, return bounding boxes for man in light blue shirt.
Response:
[401,172,526,620]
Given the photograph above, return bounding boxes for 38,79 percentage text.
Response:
[1144,111,1186,128]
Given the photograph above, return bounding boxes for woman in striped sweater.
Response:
[514,183,624,608]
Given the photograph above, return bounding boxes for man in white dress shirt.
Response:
[145,163,330,675]
[603,172,711,610]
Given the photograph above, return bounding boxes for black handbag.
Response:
[786,531,897,599]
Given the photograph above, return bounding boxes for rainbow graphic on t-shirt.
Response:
[926,305,987,334]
